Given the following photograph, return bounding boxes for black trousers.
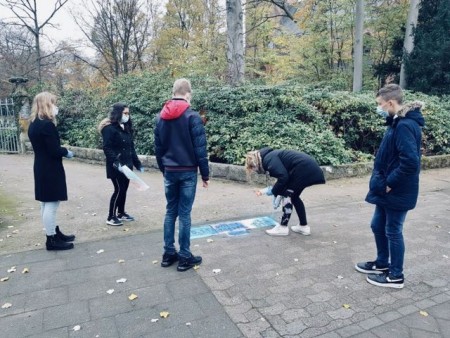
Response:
[280,188,307,226]
[108,174,130,218]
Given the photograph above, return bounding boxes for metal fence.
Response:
[0,98,19,153]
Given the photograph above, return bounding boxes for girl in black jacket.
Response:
[246,148,325,236]
[28,92,75,250]
[98,103,142,226]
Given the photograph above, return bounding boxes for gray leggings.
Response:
[40,201,60,236]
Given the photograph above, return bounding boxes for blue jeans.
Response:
[163,171,197,258]
[371,205,408,277]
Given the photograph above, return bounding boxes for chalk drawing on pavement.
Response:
[190,217,278,239]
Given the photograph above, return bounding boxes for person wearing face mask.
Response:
[98,102,143,226]
[355,84,425,289]
[28,92,75,250]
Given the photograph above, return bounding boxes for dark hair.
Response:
[109,102,134,133]
[376,84,403,104]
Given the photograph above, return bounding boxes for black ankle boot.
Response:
[56,226,75,242]
[46,235,74,251]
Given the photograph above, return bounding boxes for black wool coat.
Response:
[100,122,141,179]
[260,148,325,196]
[28,118,69,202]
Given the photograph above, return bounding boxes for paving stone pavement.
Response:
[1,163,450,337]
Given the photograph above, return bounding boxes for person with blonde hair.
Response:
[154,78,209,272]
[28,92,75,250]
[246,148,325,236]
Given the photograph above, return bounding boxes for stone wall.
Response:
[54,145,450,184]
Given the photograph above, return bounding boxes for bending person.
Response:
[246,148,325,236]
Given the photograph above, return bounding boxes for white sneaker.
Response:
[291,225,311,236]
[265,224,289,236]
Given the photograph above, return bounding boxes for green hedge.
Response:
[55,72,450,166]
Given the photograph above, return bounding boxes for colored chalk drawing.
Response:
[190,217,278,239]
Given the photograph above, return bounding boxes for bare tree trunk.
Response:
[400,0,420,89]
[353,0,364,92]
[226,0,245,86]
[0,0,68,85]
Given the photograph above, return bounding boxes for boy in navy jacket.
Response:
[355,84,425,289]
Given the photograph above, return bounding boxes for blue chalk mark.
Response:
[190,225,218,239]
[190,217,276,240]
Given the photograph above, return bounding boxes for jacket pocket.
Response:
[369,171,387,195]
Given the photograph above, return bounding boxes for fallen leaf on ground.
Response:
[212,269,221,274]
[160,311,170,318]
[106,289,115,294]
[96,249,104,254]
[73,325,81,331]
[152,260,158,264]
[151,318,159,323]
[7,267,16,273]
[193,265,200,270]
[22,268,29,274]
[116,278,127,283]
[2,303,12,309]
[128,293,138,301]
[123,228,129,232]
[343,304,351,309]
[420,310,429,317]
[0,277,9,282]
[207,239,214,243]
[118,259,125,263]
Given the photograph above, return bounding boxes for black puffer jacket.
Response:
[99,119,141,179]
[154,98,209,181]
[260,148,325,196]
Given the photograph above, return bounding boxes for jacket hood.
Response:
[160,99,190,120]
[259,147,273,159]
[397,101,425,127]
[98,118,112,133]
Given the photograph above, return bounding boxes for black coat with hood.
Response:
[365,102,425,211]
[99,118,142,179]
[28,117,69,202]
[154,98,209,180]
[260,148,325,196]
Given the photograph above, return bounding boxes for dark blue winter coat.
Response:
[154,98,209,181]
[366,102,425,211]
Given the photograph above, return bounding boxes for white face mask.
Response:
[52,106,59,116]
[376,106,388,118]
[121,114,129,123]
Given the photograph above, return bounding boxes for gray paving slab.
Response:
[1,160,450,337]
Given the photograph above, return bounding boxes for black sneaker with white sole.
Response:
[355,261,389,274]
[118,213,135,222]
[106,217,123,226]
[366,273,404,289]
